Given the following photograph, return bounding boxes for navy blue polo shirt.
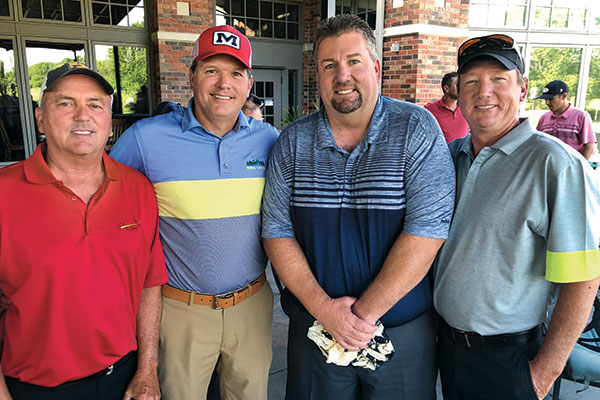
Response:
[262,96,455,326]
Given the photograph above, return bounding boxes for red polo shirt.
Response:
[0,144,168,387]
[424,98,470,143]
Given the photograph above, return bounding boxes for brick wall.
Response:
[149,0,215,107]
[381,0,469,105]
[301,0,321,115]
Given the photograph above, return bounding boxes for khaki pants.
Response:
[158,282,273,400]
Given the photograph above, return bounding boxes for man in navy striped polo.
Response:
[262,14,455,400]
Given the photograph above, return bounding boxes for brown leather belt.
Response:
[161,272,266,309]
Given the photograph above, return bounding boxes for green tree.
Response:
[527,47,582,110]
[0,61,17,96]
[586,50,600,122]
[95,45,147,113]
[28,61,56,89]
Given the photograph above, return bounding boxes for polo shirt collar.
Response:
[24,143,122,184]
[316,95,388,149]
[435,97,452,111]
[181,98,248,135]
[457,118,534,158]
[554,103,574,119]
[489,118,534,155]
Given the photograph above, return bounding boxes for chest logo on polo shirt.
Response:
[246,158,265,170]
[119,217,141,231]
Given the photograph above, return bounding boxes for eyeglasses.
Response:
[458,34,515,58]
[249,94,265,108]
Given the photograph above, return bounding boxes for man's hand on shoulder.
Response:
[314,296,378,352]
[122,367,160,400]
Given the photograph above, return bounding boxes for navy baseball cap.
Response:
[457,34,524,75]
[41,62,114,95]
[536,80,569,99]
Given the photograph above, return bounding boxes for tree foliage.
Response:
[96,45,148,113]
[527,47,581,111]
[0,61,17,96]
[24,48,147,113]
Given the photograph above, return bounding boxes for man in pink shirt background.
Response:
[424,72,470,143]
[536,80,597,160]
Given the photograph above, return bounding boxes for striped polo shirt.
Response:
[434,119,600,335]
[111,100,279,294]
[536,105,596,155]
[262,96,455,327]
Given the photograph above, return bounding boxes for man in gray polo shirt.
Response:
[434,34,600,400]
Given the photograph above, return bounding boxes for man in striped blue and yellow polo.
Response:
[111,25,279,400]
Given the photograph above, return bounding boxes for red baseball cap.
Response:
[192,25,252,70]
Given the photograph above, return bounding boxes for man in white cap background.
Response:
[536,80,597,160]
[110,26,279,400]
[0,62,168,399]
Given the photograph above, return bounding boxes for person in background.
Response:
[535,80,596,160]
[0,62,168,400]
[110,25,279,400]
[424,71,469,143]
[262,14,455,399]
[434,34,600,400]
[242,94,265,121]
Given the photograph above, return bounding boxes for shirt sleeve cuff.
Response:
[546,248,600,283]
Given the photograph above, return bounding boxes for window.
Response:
[21,0,83,22]
[0,38,24,162]
[592,3,600,31]
[92,0,145,27]
[336,0,376,29]
[95,44,149,115]
[0,0,9,17]
[585,48,600,138]
[25,40,85,145]
[251,79,274,125]
[525,47,582,124]
[468,0,528,28]
[532,0,588,30]
[215,0,300,40]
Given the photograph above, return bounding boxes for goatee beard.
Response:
[332,92,363,114]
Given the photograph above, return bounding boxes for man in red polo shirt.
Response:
[424,72,470,143]
[536,80,597,160]
[0,62,168,400]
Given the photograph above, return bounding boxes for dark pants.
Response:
[438,323,543,400]
[284,292,438,400]
[5,351,137,400]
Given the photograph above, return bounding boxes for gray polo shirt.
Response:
[434,118,600,335]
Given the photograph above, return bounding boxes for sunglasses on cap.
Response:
[458,34,515,58]
[249,94,265,108]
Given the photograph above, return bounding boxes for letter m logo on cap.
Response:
[213,31,240,50]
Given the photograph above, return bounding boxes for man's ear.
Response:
[35,106,45,134]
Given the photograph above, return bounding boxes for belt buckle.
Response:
[462,332,472,348]
[451,328,473,348]
[212,294,223,310]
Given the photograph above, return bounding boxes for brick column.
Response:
[149,0,215,107]
[301,0,321,115]
[381,0,469,104]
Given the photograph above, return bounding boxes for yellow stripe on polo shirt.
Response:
[546,248,600,283]
[154,178,265,220]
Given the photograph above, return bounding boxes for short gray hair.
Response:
[313,14,377,62]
